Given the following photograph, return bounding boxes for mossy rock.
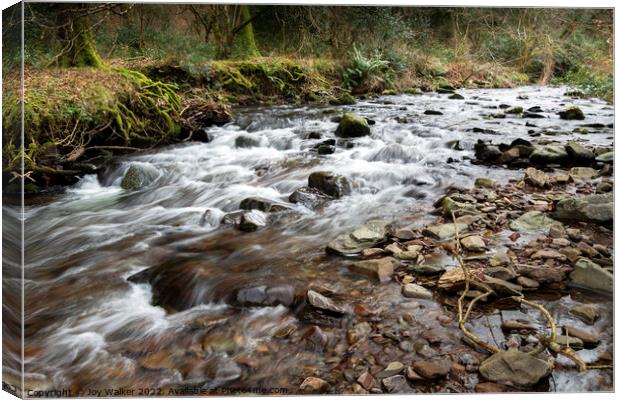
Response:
[559,106,585,120]
[505,106,523,114]
[120,163,160,191]
[382,89,398,95]
[329,92,356,105]
[335,113,370,138]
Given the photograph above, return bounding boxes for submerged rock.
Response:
[308,171,352,198]
[327,220,390,256]
[479,348,552,386]
[239,197,289,212]
[237,210,268,231]
[554,192,612,225]
[235,134,261,148]
[120,163,159,190]
[570,257,613,293]
[289,186,330,209]
[335,113,370,138]
[510,211,561,232]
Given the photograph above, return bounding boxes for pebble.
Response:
[381,375,409,393]
[412,360,450,380]
[402,283,433,299]
[516,276,540,289]
[357,371,377,390]
[376,361,405,378]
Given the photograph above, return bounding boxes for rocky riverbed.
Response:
[4,85,613,395]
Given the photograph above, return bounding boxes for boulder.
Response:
[558,106,585,120]
[423,223,468,240]
[565,142,595,164]
[475,141,502,161]
[510,211,562,232]
[335,113,371,138]
[529,145,568,165]
[553,192,612,225]
[596,151,613,163]
[570,257,613,293]
[235,134,261,148]
[349,257,398,283]
[570,304,600,325]
[329,92,357,105]
[289,186,330,209]
[479,349,552,386]
[504,106,523,114]
[402,283,433,299]
[308,171,352,198]
[120,163,159,190]
[237,210,268,231]
[449,93,465,100]
[327,220,390,256]
[568,167,598,181]
[524,167,549,188]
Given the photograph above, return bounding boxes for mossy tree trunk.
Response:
[230,5,261,59]
[56,4,104,68]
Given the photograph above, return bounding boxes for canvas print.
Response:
[1,2,614,397]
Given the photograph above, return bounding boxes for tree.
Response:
[230,5,260,58]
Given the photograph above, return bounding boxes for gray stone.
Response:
[479,348,552,386]
[376,362,405,379]
[402,283,433,299]
[461,235,486,252]
[524,167,549,188]
[423,223,468,240]
[326,220,389,255]
[349,257,397,283]
[570,257,613,293]
[565,142,595,163]
[308,171,352,198]
[307,290,346,314]
[570,304,600,325]
[381,375,409,393]
[596,151,613,163]
[529,145,568,165]
[237,210,268,231]
[475,178,496,188]
[510,211,562,232]
[558,106,585,120]
[289,186,330,209]
[554,192,612,225]
[120,163,159,190]
[441,196,478,217]
[235,134,261,148]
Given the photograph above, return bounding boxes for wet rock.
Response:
[554,192,612,226]
[335,113,371,138]
[564,326,600,347]
[235,134,261,148]
[327,220,390,256]
[394,227,416,240]
[479,348,552,386]
[402,283,433,299]
[357,371,377,390]
[517,265,564,284]
[531,249,566,260]
[498,147,520,164]
[237,210,268,231]
[303,326,328,350]
[205,357,242,385]
[329,92,357,105]
[120,163,159,190]
[516,276,539,289]
[408,264,445,275]
[307,132,322,139]
[485,267,517,282]
[347,322,372,344]
[139,351,176,370]
[381,375,409,393]
[236,285,296,307]
[596,151,613,163]
[548,224,566,238]
[308,171,352,198]
[475,178,496,188]
[596,180,613,193]
[565,142,595,164]
[482,276,522,296]
[376,362,405,378]
[570,257,613,293]
[570,304,600,325]
[349,257,397,283]
[289,186,329,209]
[475,141,502,161]
[412,360,449,380]
[441,196,478,217]
[460,235,486,252]
[524,167,549,188]
[504,106,523,114]
[559,106,585,120]
[501,320,537,332]
[510,211,561,232]
[489,251,510,267]
[423,223,468,240]
[300,377,329,393]
[523,111,545,118]
[475,382,511,392]
[239,197,289,212]
[317,144,336,155]
[553,335,584,350]
[307,290,346,314]
[529,145,568,165]
[449,93,464,100]
[424,110,443,115]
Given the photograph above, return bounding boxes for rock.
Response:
[300,377,329,393]
[518,265,564,284]
[460,235,486,252]
[120,163,159,190]
[489,251,510,267]
[550,173,571,185]
[485,267,517,282]
[204,357,242,385]
[559,106,585,120]
[423,223,468,240]
[482,276,523,296]
[570,304,600,325]
[394,227,416,240]
[349,257,397,283]
[335,113,371,138]
[523,112,545,118]
[357,371,377,390]
[317,144,336,155]
[596,180,613,193]
[516,276,539,289]
[596,151,613,163]
[569,167,598,181]
[510,211,561,232]
[237,210,268,231]
[289,186,329,209]
[408,264,445,275]
[501,320,537,332]
[402,283,433,299]
[529,145,568,165]
[236,285,296,307]
[329,92,357,105]
[554,192,612,225]
[381,375,409,393]
[303,325,328,350]
[479,348,552,386]
[565,142,595,164]
[239,197,289,212]
[548,225,566,238]
[376,362,405,378]
[449,93,464,100]
[475,178,496,188]
[412,360,449,380]
[327,220,390,256]
[308,171,352,198]
[475,382,511,392]
[498,147,521,164]
[307,290,346,314]
[553,335,584,349]
[569,258,613,293]
[361,248,384,257]
[347,322,372,344]
[424,110,443,115]
[505,106,523,114]
[441,196,478,217]
[235,134,261,148]
[524,167,549,188]
[564,89,585,98]
[474,141,502,161]
[396,244,422,261]
[531,249,566,260]
[564,326,600,347]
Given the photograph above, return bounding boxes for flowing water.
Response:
[3,86,614,394]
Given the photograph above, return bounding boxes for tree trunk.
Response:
[230,5,260,59]
[57,5,104,67]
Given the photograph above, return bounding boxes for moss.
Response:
[230,5,261,59]
[329,92,356,105]
[382,89,398,95]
